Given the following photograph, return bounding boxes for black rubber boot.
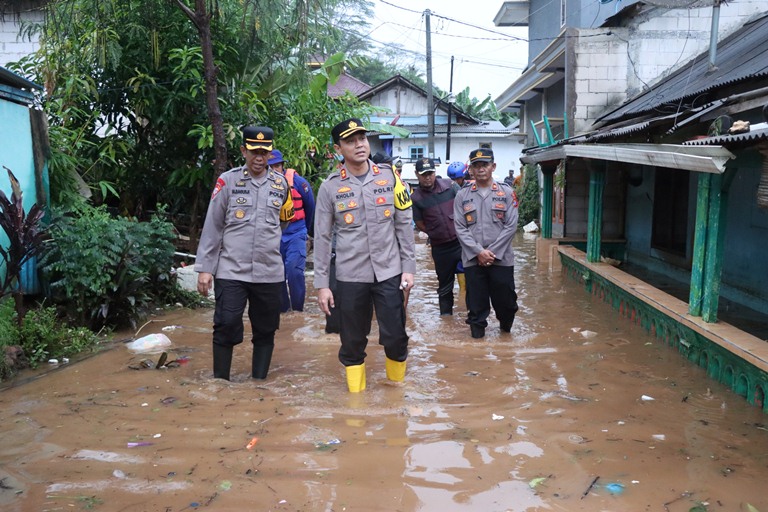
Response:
[438,294,453,316]
[252,344,274,379]
[213,344,233,380]
[470,325,486,339]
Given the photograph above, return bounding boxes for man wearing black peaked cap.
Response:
[195,126,294,380]
[313,118,416,392]
[453,148,519,339]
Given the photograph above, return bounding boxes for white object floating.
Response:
[652,434,665,441]
[523,221,539,233]
[125,333,172,353]
[48,359,59,365]
[571,327,581,332]
[580,330,597,339]
[641,395,655,401]
[492,414,505,421]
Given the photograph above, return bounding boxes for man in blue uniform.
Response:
[268,150,315,312]
[195,126,294,380]
[314,118,416,392]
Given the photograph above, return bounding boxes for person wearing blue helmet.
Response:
[447,161,469,189]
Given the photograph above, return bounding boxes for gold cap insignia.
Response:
[349,121,358,128]
[257,132,265,140]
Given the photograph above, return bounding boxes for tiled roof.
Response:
[327,73,370,98]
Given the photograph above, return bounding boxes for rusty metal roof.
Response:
[597,13,768,125]
[682,123,768,146]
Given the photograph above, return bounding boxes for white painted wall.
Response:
[0,8,43,67]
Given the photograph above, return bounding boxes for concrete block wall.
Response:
[0,8,43,67]
[571,0,767,133]
[573,30,629,134]
[628,0,768,97]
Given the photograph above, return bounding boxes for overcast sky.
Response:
[367,0,529,101]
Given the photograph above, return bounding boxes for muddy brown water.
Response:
[1,233,767,512]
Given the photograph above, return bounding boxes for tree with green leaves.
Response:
[453,86,517,126]
[10,0,377,213]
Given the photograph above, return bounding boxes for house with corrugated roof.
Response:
[499,1,768,410]
[359,74,525,184]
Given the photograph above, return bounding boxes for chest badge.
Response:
[272,199,281,207]
[347,200,358,208]
[236,181,246,187]
[338,186,351,193]
[376,196,386,205]
[236,197,247,204]
[337,202,346,211]
[383,209,392,218]
[344,213,354,224]
[375,180,388,186]
[235,209,246,219]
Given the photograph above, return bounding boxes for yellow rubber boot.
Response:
[457,273,466,296]
[345,363,366,393]
[385,358,406,383]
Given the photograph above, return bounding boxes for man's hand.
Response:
[197,272,213,297]
[400,272,415,291]
[477,249,496,267]
[306,236,314,255]
[317,287,334,316]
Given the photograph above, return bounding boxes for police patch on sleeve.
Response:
[211,177,225,199]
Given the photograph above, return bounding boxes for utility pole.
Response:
[425,9,435,159]
[446,56,455,162]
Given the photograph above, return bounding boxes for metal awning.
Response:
[520,143,735,174]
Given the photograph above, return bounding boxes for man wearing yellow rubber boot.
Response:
[314,118,416,392]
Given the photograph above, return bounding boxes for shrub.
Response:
[17,305,100,367]
[0,299,100,378]
[517,163,541,227]
[40,203,177,330]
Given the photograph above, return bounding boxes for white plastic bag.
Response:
[125,333,172,353]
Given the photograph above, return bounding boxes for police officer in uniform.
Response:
[195,126,294,380]
[454,148,519,339]
[314,118,416,392]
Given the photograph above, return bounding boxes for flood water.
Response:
[1,232,767,512]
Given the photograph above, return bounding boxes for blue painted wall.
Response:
[0,97,41,294]
[623,158,768,312]
[721,153,768,307]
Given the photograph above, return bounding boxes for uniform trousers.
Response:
[336,275,408,366]
[431,239,463,315]
[213,279,282,347]
[464,265,519,330]
[280,229,308,312]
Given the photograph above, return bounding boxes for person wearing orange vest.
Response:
[268,150,316,312]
